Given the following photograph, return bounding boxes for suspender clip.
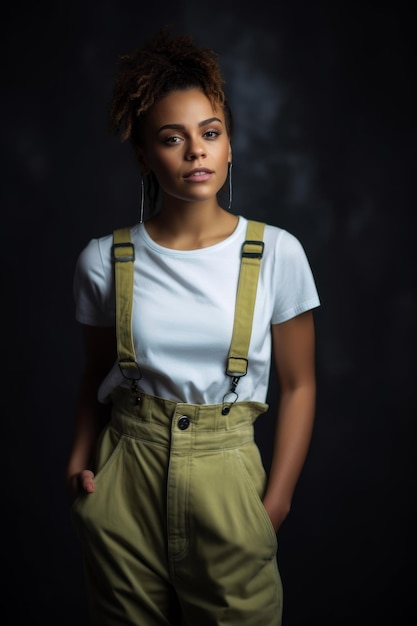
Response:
[222,374,245,415]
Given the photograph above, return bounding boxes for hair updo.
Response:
[109,28,233,144]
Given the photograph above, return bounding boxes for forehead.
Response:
[146,88,225,128]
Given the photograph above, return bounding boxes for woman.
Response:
[66,28,320,626]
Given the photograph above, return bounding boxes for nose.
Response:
[185,137,207,160]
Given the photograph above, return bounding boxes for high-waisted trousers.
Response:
[71,387,283,625]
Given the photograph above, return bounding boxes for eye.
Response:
[163,135,183,145]
[203,130,220,139]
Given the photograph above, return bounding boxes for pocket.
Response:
[71,427,124,514]
[234,446,278,550]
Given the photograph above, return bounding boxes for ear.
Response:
[228,142,232,163]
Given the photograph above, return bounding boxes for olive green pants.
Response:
[71,388,283,625]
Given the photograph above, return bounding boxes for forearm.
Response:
[65,325,116,501]
[263,383,316,531]
[66,377,110,481]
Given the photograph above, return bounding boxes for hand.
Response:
[66,469,95,504]
[263,498,291,534]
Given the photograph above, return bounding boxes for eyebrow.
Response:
[157,117,223,133]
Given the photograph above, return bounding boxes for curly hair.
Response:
[109,28,233,143]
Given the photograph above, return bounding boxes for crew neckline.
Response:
[137,215,246,256]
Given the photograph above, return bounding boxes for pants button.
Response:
[178,416,190,430]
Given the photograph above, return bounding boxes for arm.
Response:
[263,310,317,532]
[65,324,116,503]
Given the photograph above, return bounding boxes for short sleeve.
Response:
[73,236,115,326]
[270,229,320,324]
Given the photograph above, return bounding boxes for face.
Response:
[138,88,232,205]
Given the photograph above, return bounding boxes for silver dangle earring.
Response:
[228,162,233,210]
[139,177,145,224]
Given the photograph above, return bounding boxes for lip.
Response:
[183,167,213,182]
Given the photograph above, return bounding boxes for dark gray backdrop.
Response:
[3,1,415,624]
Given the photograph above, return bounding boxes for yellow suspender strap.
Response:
[223,220,265,414]
[112,220,265,404]
[112,226,142,385]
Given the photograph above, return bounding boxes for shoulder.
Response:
[76,231,116,270]
[238,217,309,261]
[74,232,118,293]
[260,223,308,261]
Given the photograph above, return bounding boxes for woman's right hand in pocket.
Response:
[67,469,96,504]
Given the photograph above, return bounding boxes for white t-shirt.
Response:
[74,216,320,404]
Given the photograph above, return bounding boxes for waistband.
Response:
[110,386,269,432]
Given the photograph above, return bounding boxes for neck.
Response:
[144,200,238,250]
